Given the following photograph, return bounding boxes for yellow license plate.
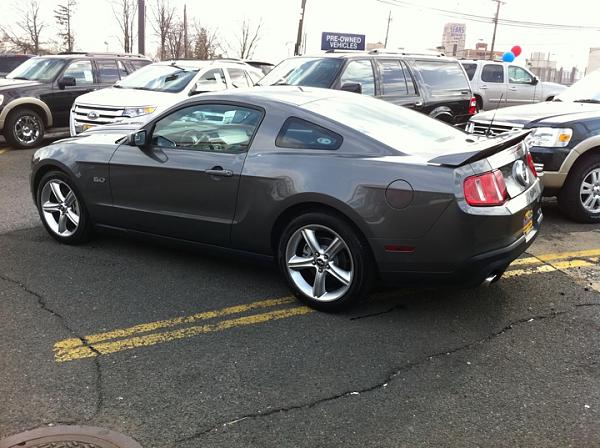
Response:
[522,209,534,235]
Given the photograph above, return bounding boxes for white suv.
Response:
[70,59,263,135]
[460,60,566,111]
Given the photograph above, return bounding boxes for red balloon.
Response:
[511,45,522,57]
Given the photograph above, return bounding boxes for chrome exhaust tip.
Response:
[482,274,499,287]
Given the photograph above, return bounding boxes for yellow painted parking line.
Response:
[511,248,600,267]
[55,305,313,362]
[505,258,598,278]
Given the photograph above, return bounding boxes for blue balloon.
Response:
[502,51,515,62]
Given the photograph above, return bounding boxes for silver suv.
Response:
[461,60,566,111]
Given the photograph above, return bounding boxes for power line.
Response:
[374,0,600,31]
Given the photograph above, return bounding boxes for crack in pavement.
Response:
[350,303,406,320]
[175,309,568,444]
[0,272,105,422]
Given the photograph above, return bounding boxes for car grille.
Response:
[468,121,523,137]
[72,103,126,133]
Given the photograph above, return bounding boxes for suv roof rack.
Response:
[324,49,368,54]
[369,49,445,57]
[58,51,147,58]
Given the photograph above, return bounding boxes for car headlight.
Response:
[122,106,156,118]
[525,127,572,148]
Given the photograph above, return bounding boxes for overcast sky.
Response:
[3,0,599,69]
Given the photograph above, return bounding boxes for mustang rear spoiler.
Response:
[428,131,531,167]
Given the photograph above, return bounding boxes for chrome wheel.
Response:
[40,179,80,237]
[580,168,600,213]
[285,225,354,302]
[14,114,41,145]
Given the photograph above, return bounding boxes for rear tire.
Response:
[4,108,45,149]
[36,171,93,244]
[558,153,600,223]
[277,212,373,312]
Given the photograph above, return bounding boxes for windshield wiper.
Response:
[10,76,29,80]
[573,99,600,103]
[273,81,290,86]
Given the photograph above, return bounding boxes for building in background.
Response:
[587,48,600,74]
[366,42,384,51]
[527,51,557,82]
[462,42,503,60]
[441,23,466,57]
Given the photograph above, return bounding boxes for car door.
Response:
[108,102,264,246]
[337,59,376,96]
[375,59,423,111]
[506,65,539,106]
[42,59,100,127]
[479,63,507,110]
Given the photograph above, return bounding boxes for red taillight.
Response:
[463,169,507,206]
[468,97,477,115]
[526,151,538,177]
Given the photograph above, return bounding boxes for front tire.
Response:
[277,212,373,312]
[4,108,45,149]
[558,153,600,223]
[36,171,92,244]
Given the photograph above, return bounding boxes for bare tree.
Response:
[234,19,262,59]
[151,0,174,60]
[111,0,137,53]
[54,0,77,52]
[165,19,184,60]
[1,0,46,54]
[192,22,220,60]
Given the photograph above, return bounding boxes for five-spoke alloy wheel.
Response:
[279,212,372,311]
[36,171,92,244]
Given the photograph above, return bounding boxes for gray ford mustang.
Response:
[31,87,543,311]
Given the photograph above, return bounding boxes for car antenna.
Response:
[486,93,504,137]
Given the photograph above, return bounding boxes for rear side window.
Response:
[276,117,342,150]
[413,60,469,94]
[228,68,251,88]
[97,59,120,83]
[377,60,414,96]
[461,63,477,81]
[481,64,504,83]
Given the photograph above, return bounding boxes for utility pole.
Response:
[489,0,503,60]
[294,0,307,56]
[137,0,145,55]
[183,4,188,58]
[384,10,392,48]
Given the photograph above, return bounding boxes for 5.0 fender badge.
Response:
[93,176,106,183]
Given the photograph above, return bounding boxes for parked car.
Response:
[257,50,477,126]
[466,70,600,222]
[32,87,542,311]
[460,59,566,111]
[0,54,34,77]
[0,52,150,148]
[70,59,264,136]
[244,60,274,75]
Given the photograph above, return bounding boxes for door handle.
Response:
[480,85,488,90]
[205,166,233,177]
[406,101,423,107]
[509,87,518,91]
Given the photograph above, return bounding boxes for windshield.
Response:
[258,57,344,88]
[117,64,199,93]
[302,94,466,153]
[556,70,600,102]
[6,57,65,81]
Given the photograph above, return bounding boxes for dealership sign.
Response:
[321,32,365,51]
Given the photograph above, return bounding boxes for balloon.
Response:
[511,45,522,57]
[502,51,515,62]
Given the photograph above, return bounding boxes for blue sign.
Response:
[321,32,365,51]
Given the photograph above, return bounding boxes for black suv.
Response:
[0,52,151,148]
[258,50,476,126]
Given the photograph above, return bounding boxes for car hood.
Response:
[0,78,43,91]
[76,87,182,108]
[472,101,600,126]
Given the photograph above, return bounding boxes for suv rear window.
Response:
[413,60,469,94]
[461,63,477,81]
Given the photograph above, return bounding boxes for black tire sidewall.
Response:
[5,108,45,149]
[277,212,373,311]
[559,154,600,223]
[36,171,92,244]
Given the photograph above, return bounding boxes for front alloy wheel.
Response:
[580,168,600,214]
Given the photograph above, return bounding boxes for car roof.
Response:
[151,59,264,73]
[31,53,148,60]
[296,52,459,63]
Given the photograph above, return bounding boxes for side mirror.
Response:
[58,76,76,89]
[531,77,539,86]
[128,130,147,147]
[190,81,225,95]
[340,82,362,94]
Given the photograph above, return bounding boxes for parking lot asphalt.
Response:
[1,147,600,447]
